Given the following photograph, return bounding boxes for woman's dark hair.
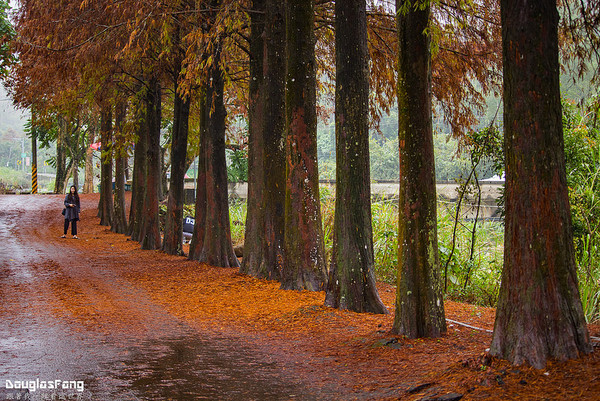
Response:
[68,185,80,203]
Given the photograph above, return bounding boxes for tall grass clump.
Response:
[320,185,336,266]
[228,198,247,246]
[437,203,503,307]
[318,188,400,282]
[577,235,600,323]
[371,198,399,283]
[319,190,503,307]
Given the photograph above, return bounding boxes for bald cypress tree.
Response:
[197,30,239,268]
[242,0,286,280]
[98,104,114,227]
[111,99,128,235]
[282,0,326,291]
[325,0,387,314]
[490,0,591,368]
[139,77,162,250]
[392,0,446,338]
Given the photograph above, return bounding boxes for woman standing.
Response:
[62,185,80,239]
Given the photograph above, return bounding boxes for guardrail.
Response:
[182,180,504,219]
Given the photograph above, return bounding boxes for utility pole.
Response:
[20,137,25,171]
[31,136,38,194]
[9,137,26,172]
[31,107,38,193]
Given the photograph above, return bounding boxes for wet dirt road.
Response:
[0,195,327,400]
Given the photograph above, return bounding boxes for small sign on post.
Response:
[183,216,195,242]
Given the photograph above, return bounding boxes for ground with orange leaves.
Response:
[3,193,599,400]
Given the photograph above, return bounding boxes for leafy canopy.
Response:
[0,0,15,78]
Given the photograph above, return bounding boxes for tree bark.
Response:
[198,42,239,268]
[62,159,74,193]
[129,105,148,241]
[71,153,79,189]
[241,0,267,277]
[139,78,162,250]
[241,0,286,280]
[98,105,114,227]
[490,0,591,369]
[112,100,128,234]
[325,0,387,314]
[82,121,96,194]
[189,91,207,261]
[54,117,67,194]
[159,145,168,201]
[163,74,190,255]
[392,0,446,338]
[261,0,287,281]
[282,0,327,291]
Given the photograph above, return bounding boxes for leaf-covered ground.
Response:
[5,193,600,400]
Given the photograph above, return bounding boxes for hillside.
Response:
[0,83,27,135]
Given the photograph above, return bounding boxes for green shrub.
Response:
[229,199,246,245]
[437,204,503,306]
[563,97,600,322]
[371,199,399,284]
[228,195,504,308]
[0,167,29,189]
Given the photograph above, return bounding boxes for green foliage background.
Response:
[563,97,600,323]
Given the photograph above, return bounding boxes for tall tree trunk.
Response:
[129,105,148,241]
[241,0,267,276]
[241,0,286,280]
[62,159,74,193]
[282,0,326,291]
[125,157,130,181]
[325,0,387,314]
[198,42,239,268]
[261,0,287,281]
[54,117,67,194]
[159,146,168,201]
[163,76,190,255]
[71,147,79,189]
[490,0,591,369]
[392,0,446,338]
[139,78,162,250]
[72,161,79,188]
[112,100,128,234]
[98,105,114,226]
[83,119,97,194]
[189,91,207,261]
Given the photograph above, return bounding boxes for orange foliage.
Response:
[49,194,600,400]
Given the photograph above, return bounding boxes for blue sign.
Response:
[183,216,195,235]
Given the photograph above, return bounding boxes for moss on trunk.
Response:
[393,0,446,338]
[197,42,239,268]
[325,0,387,314]
[491,0,591,369]
[282,0,326,291]
[242,0,286,280]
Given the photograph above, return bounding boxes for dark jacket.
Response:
[64,194,81,221]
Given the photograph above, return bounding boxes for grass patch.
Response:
[180,191,600,318]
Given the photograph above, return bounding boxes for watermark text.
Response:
[5,379,85,393]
